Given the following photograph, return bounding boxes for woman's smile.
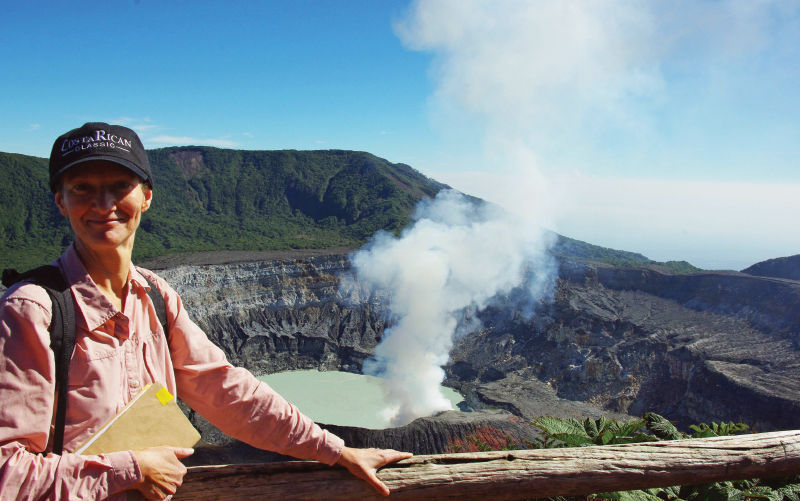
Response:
[54,161,152,254]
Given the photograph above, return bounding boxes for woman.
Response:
[0,123,410,500]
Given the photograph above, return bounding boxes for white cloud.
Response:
[28,124,41,131]
[398,0,800,270]
[243,132,253,137]
[552,174,800,270]
[395,0,663,146]
[110,117,157,132]
[396,0,795,151]
[145,135,238,148]
[433,169,800,270]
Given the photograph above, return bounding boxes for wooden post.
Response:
[173,430,800,501]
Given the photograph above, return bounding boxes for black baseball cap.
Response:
[49,122,153,192]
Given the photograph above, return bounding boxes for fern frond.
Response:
[692,428,719,439]
[741,485,781,500]
[584,417,600,437]
[719,422,750,436]
[532,416,589,438]
[596,416,611,435]
[683,482,733,501]
[592,491,622,500]
[612,418,648,438]
[618,489,664,501]
[776,486,800,501]
[549,432,593,447]
[644,413,685,440]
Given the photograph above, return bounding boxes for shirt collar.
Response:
[57,244,145,332]
[129,265,150,293]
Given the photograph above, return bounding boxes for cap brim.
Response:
[50,156,150,190]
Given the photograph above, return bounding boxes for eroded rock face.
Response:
[158,255,390,375]
[448,261,800,432]
[157,254,800,436]
[184,409,538,466]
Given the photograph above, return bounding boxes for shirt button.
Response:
[131,379,140,389]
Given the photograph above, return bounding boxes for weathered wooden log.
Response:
[173,430,800,500]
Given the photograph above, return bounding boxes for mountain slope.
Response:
[0,147,448,271]
[742,254,800,281]
[0,147,702,274]
[0,152,72,271]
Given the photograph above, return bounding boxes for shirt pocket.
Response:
[142,331,167,385]
[69,343,119,383]
[66,343,122,437]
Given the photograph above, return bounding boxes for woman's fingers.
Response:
[132,446,194,499]
[336,447,413,496]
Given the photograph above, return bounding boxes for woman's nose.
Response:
[92,189,117,211]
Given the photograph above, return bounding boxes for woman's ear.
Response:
[54,191,69,217]
[141,187,153,212]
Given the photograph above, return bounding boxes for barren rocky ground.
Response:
[149,250,799,463]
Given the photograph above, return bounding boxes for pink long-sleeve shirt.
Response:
[0,245,344,500]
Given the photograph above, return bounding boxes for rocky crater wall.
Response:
[155,254,800,435]
[158,255,389,375]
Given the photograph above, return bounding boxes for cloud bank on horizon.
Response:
[396,0,800,270]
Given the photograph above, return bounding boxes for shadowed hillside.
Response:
[742,254,800,281]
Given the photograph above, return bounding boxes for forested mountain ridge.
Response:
[0,147,700,273]
[0,147,448,271]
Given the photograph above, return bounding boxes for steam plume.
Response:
[346,0,800,426]
[351,190,554,426]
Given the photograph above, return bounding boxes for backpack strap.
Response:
[143,276,169,341]
[3,266,75,456]
[2,267,170,456]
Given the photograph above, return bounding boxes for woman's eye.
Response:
[72,183,90,192]
[114,181,132,190]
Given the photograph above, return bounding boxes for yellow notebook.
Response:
[74,382,201,456]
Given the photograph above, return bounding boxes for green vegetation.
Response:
[0,147,702,274]
[0,148,448,271]
[0,153,72,271]
[528,413,799,501]
[552,235,703,274]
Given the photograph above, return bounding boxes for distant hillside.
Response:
[551,234,702,274]
[741,254,800,281]
[0,152,72,271]
[0,147,448,271]
[0,147,701,274]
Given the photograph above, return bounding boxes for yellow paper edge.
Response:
[155,387,174,406]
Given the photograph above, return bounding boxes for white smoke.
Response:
[347,0,796,426]
[351,190,555,426]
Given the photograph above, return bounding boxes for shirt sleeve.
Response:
[147,273,345,466]
[0,287,142,500]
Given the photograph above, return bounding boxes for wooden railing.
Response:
[173,430,800,500]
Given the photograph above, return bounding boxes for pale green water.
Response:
[257,370,464,429]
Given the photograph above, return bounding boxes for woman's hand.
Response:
[132,446,194,500]
[336,446,413,496]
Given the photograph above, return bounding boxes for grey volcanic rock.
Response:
[459,373,632,423]
[319,409,537,455]
[184,409,538,466]
[742,254,800,282]
[448,260,800,431]
[157,255,389,375]
[157,252,799,454]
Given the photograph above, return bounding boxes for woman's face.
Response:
[54,161,152,255]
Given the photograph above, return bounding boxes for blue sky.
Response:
[2,0,799,270]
